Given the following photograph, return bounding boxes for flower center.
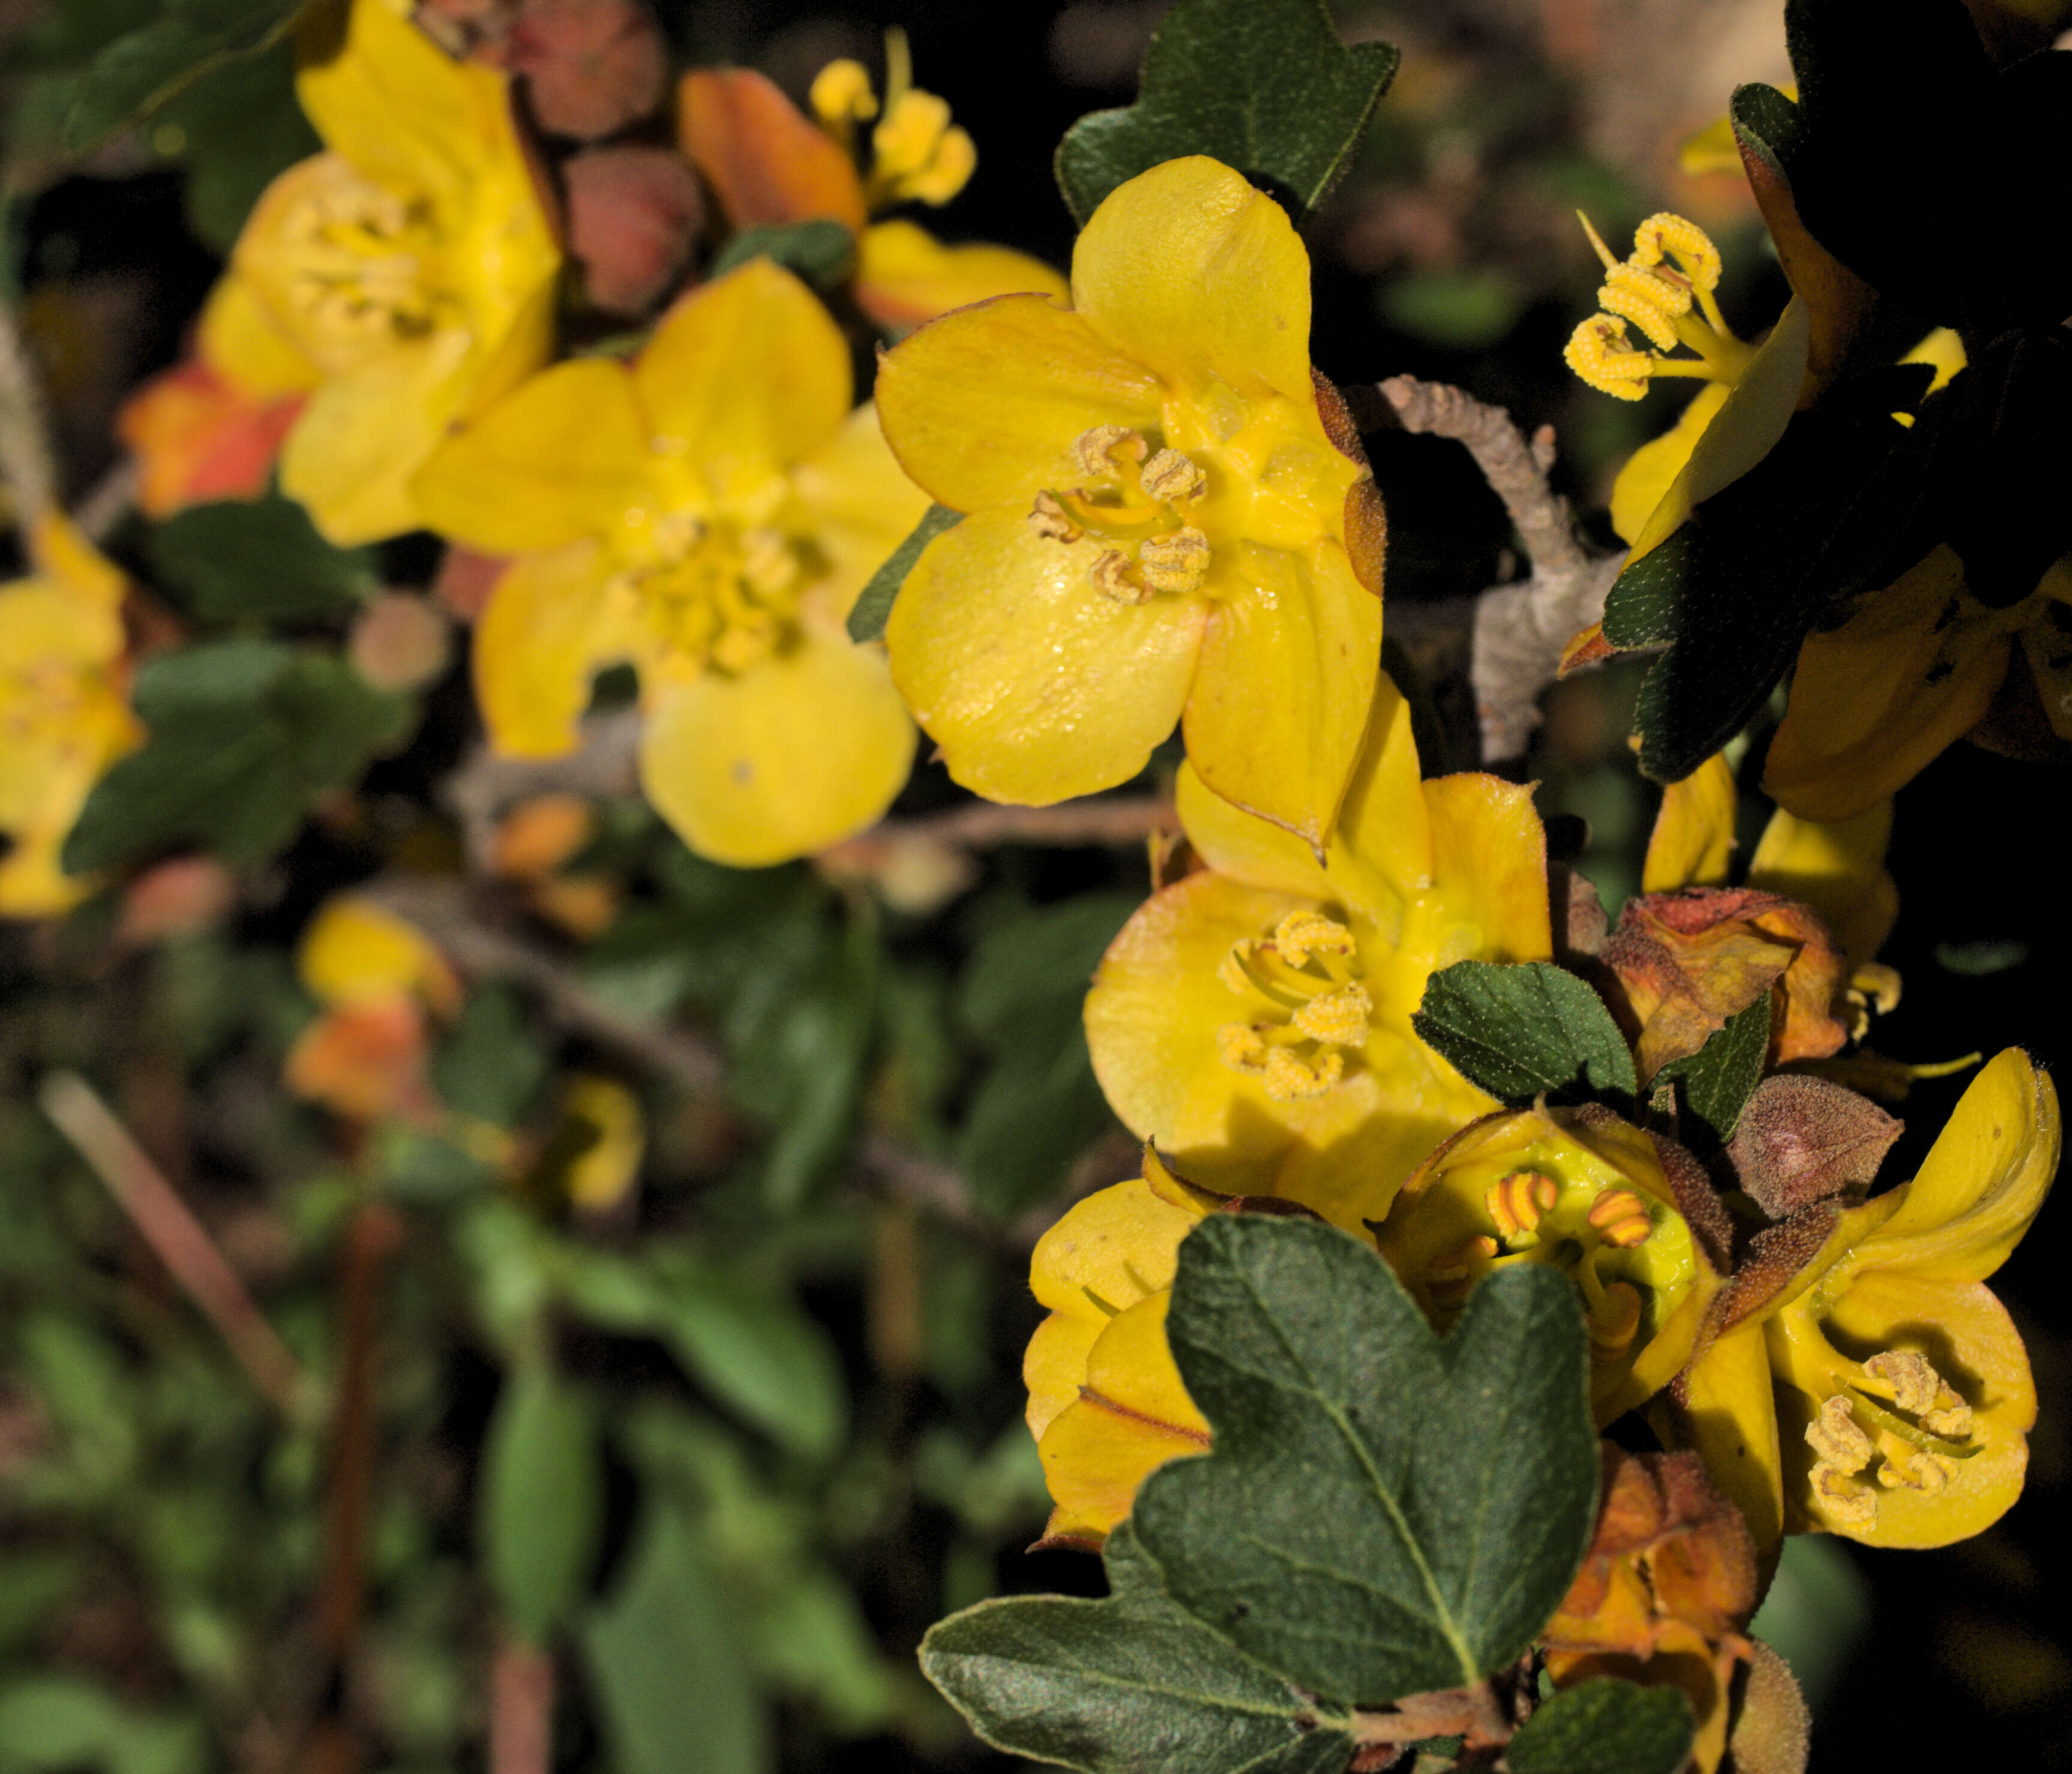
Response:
[281,173,445,345]
[620,517,809,677]
[1214,911,1372,1101]
[1803,1346,1978,1529]
[1030,425,1213,604]
[1564,212,1752,401]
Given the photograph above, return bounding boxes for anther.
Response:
[1429,1235,1500,1285]
[1806,1394,1874,1470]
[1091,551,1152,605]
[1074,425,1146,479]
[1876,1440,1948,1495]
[1028,490,1083,543]
[1564,316,1652,401]
[1261,1047,1342,1101]
[1632,212,1723,291]
[1216,1022,1266,1069]
[1272,911,1356,969]
[1587,1188,1653,1248]
[1291,983,1371,1047]
[1140,448,1206,505]
[1863,1350,1939,1416]
[1137,527,1211,595]
[1812,1463,1879,1528]
[1587,1281,1643,1354]
[1598,265,1686,350]
[1487,1169,1560,1240]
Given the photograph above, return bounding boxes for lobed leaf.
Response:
[1053,0,1398,226]
[1413,960,1638,1105]
[1136,1215,1599,1705]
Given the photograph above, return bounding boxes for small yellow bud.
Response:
[809,58,877,130]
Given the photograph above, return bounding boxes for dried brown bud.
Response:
[564,145,703,315]
[503,0,666,139]
[349,593,453,692]
[1728,1074,1902,1218]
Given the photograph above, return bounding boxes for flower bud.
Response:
[563,145,703,316]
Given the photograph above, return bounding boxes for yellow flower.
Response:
[412,260,925,867]
[874,155,1387,853]
[1084,675,1549,1229]
[1022,1146,1231,1548]
[0,514,141,918]
[297,894,461,1014]
[1764,549,2072,821]
[1675,1050,2056,1554]
[285,894,458,1122]
[207,0,560,544]
[1372,1106,1726,1426]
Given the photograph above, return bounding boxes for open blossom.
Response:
[1673,1049,2056,1554]
[412,259,925,867]
[1084,675,1548,1227]
[875,155,1387,853]
[0,515,141,918]
[204,0,560,544]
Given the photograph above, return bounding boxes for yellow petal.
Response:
[562,1077,647,1211]
[1028,1172,1206,1318]
[1629,297,1811,563]
[473,542,637,757]
[1183,541,1380,856]
[296,0,510,219]
[787,403,932,622]
[1642,752,1738,892]
[1858,1049,2058,1283]
[278,331,475,544]
[1677,1322,1785,1562]
[25,512,127,619]
[1423,773,1554,963]
[853,220,1068,332]
[1764,546,2011,821]
[1175,760,1331,899]
[873,292,1162,514]
[1035,1292,1208,1542]
[412,356,651,554]
[1330,675,1435,913]
[196,272,320,400]
[634,260,851,495]
[1609,383,1729,547]
[1747,800,1895,969]
[1024,1310,1103,1442]
[299,894,453,1008]
[1899,328,1965,397]
[637,628,914,867]
[884,507,1203,805]
[1071,157,1312,406]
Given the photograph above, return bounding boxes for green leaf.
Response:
[1135,1216,1598,1704]
[1054,0,1398,226]
[1411,960,1638,1105]
[478,1365,604,1645]
[583,1508,768,1774]
[0,1677,205,1774]
[147,493,374,622]
[845,503,961,644]
[433,987,548,1128]
[922,1524,1359,1774]
[63,639,415,871]
[157,44,318,250]
[1505,1679,1693,1774]
[708,220,854,287]
[62,0,313,153]
[955,894,1135,1217]
[1652,996,1770,1149]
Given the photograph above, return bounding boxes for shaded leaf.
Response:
[1506,1679,1693,1774]
[846,503,961,644]
[64,640,415,871]
[433,987,548,1128]
[1653,996,1771,1151]
[148,493,376,623]
[479,1365,603,1645]
[1054,0,1398,226]
[922,1524,1357,1774]
[709,218,854,287]
[1136,1216,1599,1704]
[1413,960,1638,1105]
[583,1508,767,1774]
[62,0,313,153]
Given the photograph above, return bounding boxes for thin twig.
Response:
[1376,376,1625,764]
[490,1640,554,1774]
[0,295,60,522]
[73,455,140,542]
[871,796,1177,851]
[358,875,726,1094]
[38,1072,311,1417]
[443,711,643,874]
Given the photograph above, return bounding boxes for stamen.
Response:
[1487,1168,1560,1241]
[1272,911,1356,969]
[1812,1462,1879,1528]
[1587,1281,1643,1354]
[1028,490,1083,543]
[1092,550,1152,605]
[809,58,878,130]
[1587,1188,1653,1248]
[1074,425,1146,479]
[1807,1394,1874,1469]
[1863,1349,1939,1416]
[1137,526,1211,595]
[1261,1047,1342,1101]
[1564,316,1654,401]
[1876,1437,1948,1494]
[1140,448,1206,504]
[1216,1023,1266,1070]
[1633,212,1723,292]
[1291,982,1372,1047]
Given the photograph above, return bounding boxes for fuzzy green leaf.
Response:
[1136,1215,1599,1704]
[1054,0,1398,226]
[62,0,311,152]
[1653,996,1771,1149]
[709,220,855,288]
[1412,960,1638,1104]
[148,493,376,623]
[1505,1679,1693,1774]
[479,1365,603,1645]
[845,504,961,644]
